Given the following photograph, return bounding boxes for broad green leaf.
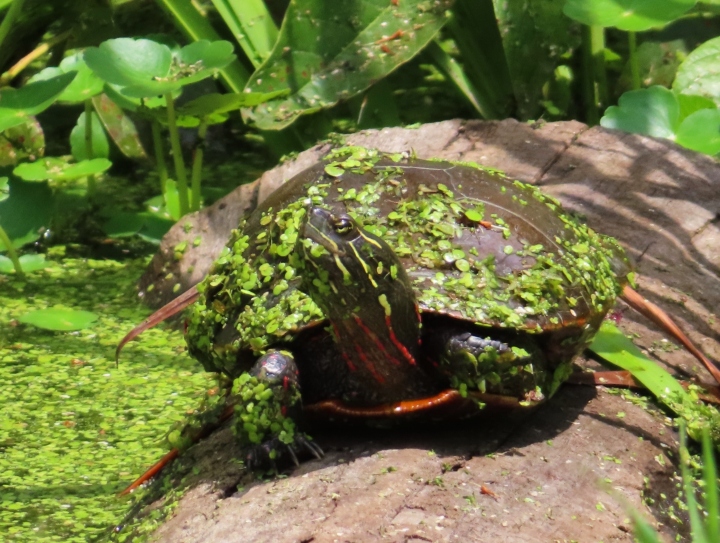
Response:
[0,179,53,251]
[28,53,103,104]
[243,0,454,130]
[84,38,173,88]
[85,38,234,98]
[617,40,685,93]
[589,321,688,400]
[14,157,112,182]
[211,0,278,68]
[0,117,45,167]
[0,253,46,274]
[0,177,7,202]
[563,0,696,32]
[493,0,580,120]
[70,112,110,161]
[18,308,99,331]
[676,108,720,155]
[601,86,679,139]
[103,211,145,237]
[154,0,251,93]
[0,72,77,132]
[677,93,716,121]
[674,36,720,107]
[91,94,147,159]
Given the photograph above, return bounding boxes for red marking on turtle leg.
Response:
[385,315,417,366]
[352,315,404,366]
[354,343,386,384]
[332,322,357,372]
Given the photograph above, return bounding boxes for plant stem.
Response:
[628,31,640,90]
[151,120,168,194]
[581,25,607,125]
[0,224,24,279]
[84,100,97,197]
[0,0,25,65]
[0,29,71,86]
[190,118,208,212]
[165,93,189,216]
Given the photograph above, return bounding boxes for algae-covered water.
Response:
[0,251,214,542]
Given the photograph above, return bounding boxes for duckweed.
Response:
[0,255,213,542]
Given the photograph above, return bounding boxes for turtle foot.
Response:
[247,433,324,470]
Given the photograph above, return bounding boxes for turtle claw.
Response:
[246,433,324,470]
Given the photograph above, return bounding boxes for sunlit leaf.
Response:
[601,86,679,139]
[675,108,720,155]
[84,38,235,98]
[19,307,99,331]
[28,53,103,104]
[589,321,688,400]
[0,253,46,274]
[243,0,453,130]
[563,0,695,32]
[0,72,77,131]
[14,157,112,182]
[70,112,110,161]
[674,36,720,107]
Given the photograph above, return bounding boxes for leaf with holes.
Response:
[242,0,453,130]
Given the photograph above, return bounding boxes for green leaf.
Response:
[0,253,46,274]
[70,112,110,161]
[0,177,7,202]
[0,117,45,167]
[243,0,453,130]
[493,0,580,120]
[177,90,288,118]
[91,94,147,159]
[563,0,695,32]
[153,0,251,93]
[589,321,689,401]
[675,108,720,155]
[84,38,235,98]
[0,72,77,132]
[600,86,679,139]
[18,308,99,331]
[28,53,103,104]
[84,38,173,88]
[674,36,720,107]
[14,157,112,182]
[0,178,54,251]
[677,93,716,121]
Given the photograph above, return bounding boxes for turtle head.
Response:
[300,207,411,303]
[299,207,422,379]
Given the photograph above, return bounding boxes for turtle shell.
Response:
[186,147,629,377]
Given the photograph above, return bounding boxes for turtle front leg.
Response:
[433,329,551,402]
[233,350,323,468]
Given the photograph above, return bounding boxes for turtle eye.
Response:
[332,216,354,236]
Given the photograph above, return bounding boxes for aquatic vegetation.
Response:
[0,253,213,542]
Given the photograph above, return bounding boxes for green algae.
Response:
[0,254,213,542]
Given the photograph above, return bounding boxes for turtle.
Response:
[118,145,720,491]
[155,146,636,463]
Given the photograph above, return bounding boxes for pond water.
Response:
[0,253,214,542]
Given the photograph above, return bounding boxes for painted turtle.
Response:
[166,146,632,463]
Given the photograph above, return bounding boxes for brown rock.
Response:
[130,120,719,542]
